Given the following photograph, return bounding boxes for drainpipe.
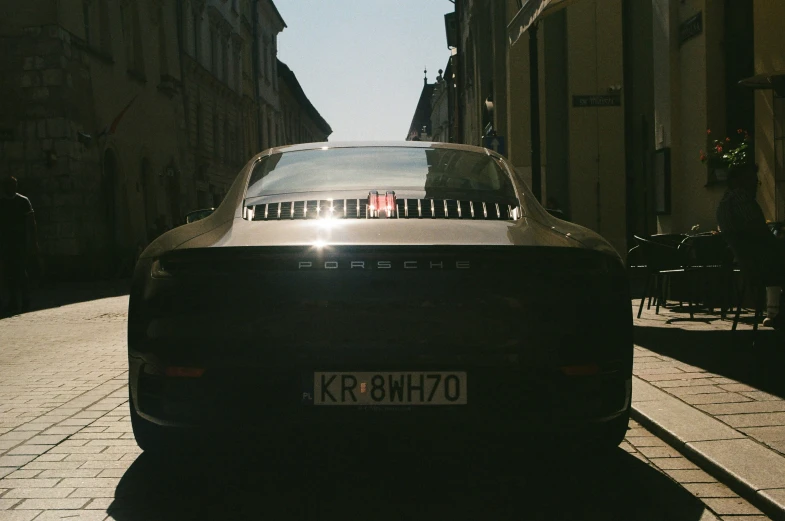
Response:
[529,22,542,202]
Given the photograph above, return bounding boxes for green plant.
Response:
[700,129,753,170]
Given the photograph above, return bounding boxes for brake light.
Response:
[165,367,206,378]
[368,191,396,218]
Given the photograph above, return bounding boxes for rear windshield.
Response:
[245,147,518,204]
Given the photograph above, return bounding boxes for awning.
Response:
[739,72,785,97]
[508,0,581,46]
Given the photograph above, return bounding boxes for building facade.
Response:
[278,60,332,144]
[0,0,330,278]
[0,0,186,276]
[446,0,783,258]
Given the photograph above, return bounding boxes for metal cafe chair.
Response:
[633,235,691,319]
[677,234,736,318]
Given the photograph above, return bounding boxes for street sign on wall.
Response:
[572,95,621,108]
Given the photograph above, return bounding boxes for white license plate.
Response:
[313,371,467,406]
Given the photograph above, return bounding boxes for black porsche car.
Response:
[127,142,632,453]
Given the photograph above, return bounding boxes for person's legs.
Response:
[763,241,785,327]
[1,254,21,312]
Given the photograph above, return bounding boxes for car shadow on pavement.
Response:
[106,446,712,521]
[635,325,785,400]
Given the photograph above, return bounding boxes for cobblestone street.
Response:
[0,296,772,520]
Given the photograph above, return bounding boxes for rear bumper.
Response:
[129,352,632,440]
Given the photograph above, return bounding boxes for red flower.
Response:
[716,145,723,153]
[707,129,712,135]
[726,137,731,142]
[737,129,743,134]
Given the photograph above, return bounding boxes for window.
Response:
[245,148,518,204]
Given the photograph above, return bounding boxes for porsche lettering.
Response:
[297,260,471,269]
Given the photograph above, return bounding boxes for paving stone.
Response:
[688,438,785,490]
[4,487,75,498]
[661,469,717,483]
[0,511,41,521]
[636,445,682,458]
[641,373,717,383]
[631,378,668,403]
[718,384,759,393]
[720,412,785,428]
[648,458,699,470]
[625,436,666,447]
[669,385,726,396]
[767,440,785,453]
[0,498,22,509]
[635,367,686,375]
[701,497,764,515]
[738,426,785,442]
[698,401,785,415]
[68,487,116,497]
[632,383,745,443]
[0,478,61,488]
[7,445,55,456]
[682,482,737,498]
[759,488,785,513]
[58,478,121,489]
[37,469,102,478]
[4,470,40,479]
[31,511,108,521]
[682,393,753,405]
[13,498,89,509]
[741,391,783,402]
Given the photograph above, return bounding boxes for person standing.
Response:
[716,165,785,328]
[0,175,39,314]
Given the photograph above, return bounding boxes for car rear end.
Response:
[127,144,632,451]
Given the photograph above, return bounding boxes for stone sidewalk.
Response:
[632,298,785,519]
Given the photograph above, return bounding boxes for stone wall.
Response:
[0,24,105,278]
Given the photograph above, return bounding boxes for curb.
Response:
[631,376,785,521]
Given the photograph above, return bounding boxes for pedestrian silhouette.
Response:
[0,175,39,314]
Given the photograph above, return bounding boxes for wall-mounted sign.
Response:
[0,129,14,141]
[483,135,506,156]
[679,12,703,47]
[444,12,457,49]
[572,95,621,108]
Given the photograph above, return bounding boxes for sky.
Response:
[274,0,454,142]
